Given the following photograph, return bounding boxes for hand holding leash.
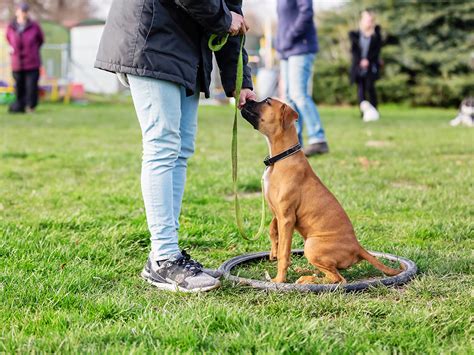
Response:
[229,11,249,35]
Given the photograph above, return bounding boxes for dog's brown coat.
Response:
[246,98,401,284]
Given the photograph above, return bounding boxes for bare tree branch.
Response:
[0,0,95,24]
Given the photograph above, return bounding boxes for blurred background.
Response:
[0,0,472,107]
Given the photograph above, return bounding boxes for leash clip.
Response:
[263,156,272,167]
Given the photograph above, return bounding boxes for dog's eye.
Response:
[265,98,271,105]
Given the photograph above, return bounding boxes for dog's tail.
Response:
[358,248,403,276]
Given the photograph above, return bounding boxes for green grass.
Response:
[1,102,473,353]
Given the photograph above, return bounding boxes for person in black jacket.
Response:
[95,0,255,292]
[349,10,382,111]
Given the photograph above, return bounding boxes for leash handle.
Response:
[209,34,266,241]
[208,34,229,51]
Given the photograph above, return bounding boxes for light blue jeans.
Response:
[280,53,326,145]
[129,75,199,261]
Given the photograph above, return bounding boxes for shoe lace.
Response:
[172,250,203,275]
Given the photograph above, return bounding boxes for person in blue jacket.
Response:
[276,0,328,156]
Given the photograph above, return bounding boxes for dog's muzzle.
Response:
[241,101,260,129]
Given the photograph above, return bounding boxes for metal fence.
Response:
[41,43,70,82]
[0,42,70,83]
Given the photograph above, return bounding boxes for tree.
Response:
[313,0,474,107]
[0,0,95,25]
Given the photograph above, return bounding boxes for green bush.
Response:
[313,60,356,105]
[377,73,411,104]
[411,74,474,107]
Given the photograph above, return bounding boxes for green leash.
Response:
[208,34,266,241]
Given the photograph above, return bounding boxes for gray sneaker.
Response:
[141,250,221,293]
[303,142,329,157]
[202,268,223,278]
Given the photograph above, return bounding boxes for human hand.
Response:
[237,88,257,109]
[360,59,369,69]
[229,11,249,36]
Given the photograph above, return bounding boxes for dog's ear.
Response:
[280,104,298,129]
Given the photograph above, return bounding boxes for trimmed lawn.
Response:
[1,102,472,353]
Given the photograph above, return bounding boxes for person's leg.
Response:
[281,59,303,144]
[11,71,26,112]
[25,69,40,110]
[128,75,182,261]
[357,77,366,104]
[367,77,378,108]
[173,86,199,231]
[287,54,326,145]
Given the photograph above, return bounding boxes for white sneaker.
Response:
[360,100,380,122]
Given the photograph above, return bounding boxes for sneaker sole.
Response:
[304,151,329,157]
[140,269,221,293]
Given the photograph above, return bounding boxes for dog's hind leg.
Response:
[295,275,331,284]
[269,217,278,261]
[304,238,347,284]
[295,275,318,284]
[294,266,317,274]
[316,267,346,284]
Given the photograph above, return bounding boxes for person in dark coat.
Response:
[6,3,44,113]
[95,0,255,292]
[276,0,329,157]
[349,10,382,110]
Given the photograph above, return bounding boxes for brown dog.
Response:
[241,98,402,284]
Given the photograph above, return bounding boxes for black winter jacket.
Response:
[94,0,252,98]
[348,25,382,83]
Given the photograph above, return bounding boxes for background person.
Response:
[276,0,329,157]
[95,0,255,292]
[6,2,44,113]
[349,10,382,113]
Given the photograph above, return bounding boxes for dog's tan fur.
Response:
[246,98,402,284]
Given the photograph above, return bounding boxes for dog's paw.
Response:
[271,277,286,283]
[295,276,316,284]
[269,250,277,261]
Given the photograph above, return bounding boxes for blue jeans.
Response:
[280,53,326,145]
[129,75,199,260]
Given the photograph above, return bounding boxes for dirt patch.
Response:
[365,140,393,148]
[358,156,380,169]
[391,180,428,190]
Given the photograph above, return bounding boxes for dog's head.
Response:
[241,98,298,139]
[461,97,474,116]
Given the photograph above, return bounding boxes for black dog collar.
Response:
[263,143,302,167]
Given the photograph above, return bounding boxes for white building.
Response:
[70,20,121,94]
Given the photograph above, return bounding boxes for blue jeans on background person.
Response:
[128,75,199,261]
[280,53,326,145]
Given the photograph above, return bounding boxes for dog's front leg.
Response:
[272,215,295,283]
[269,217,278,261]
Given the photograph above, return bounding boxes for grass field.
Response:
[1,102,473,353]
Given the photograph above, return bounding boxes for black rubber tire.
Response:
[218,249,417,293]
